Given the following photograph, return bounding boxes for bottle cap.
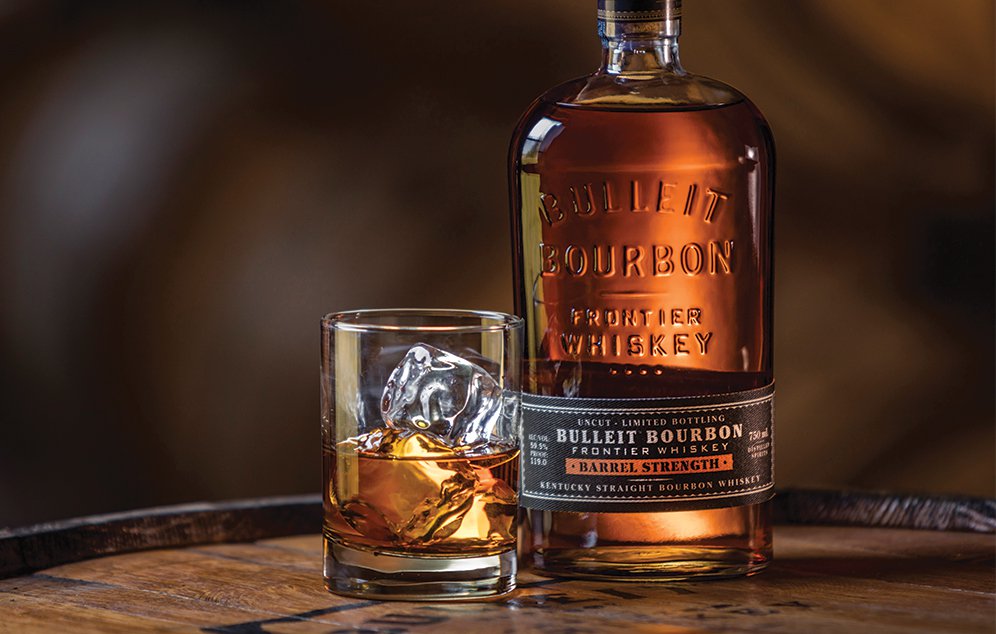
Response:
[597,0,681,24]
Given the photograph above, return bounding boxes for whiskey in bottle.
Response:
[509,0,775,580]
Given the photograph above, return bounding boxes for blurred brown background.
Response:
[0,0,992,527]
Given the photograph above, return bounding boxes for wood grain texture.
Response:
[1,490,993,580]
[773,488,996,532]
[0,527,992,633]
[0,495,320,580]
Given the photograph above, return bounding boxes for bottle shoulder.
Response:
[511,73,773,156]
[531,71,752,112]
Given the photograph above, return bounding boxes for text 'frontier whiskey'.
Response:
[509,0,775,579]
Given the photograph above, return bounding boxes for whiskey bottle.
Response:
[509,0,774,579]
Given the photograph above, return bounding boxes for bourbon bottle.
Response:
[509,0,774,579]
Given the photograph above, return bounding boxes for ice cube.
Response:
[342,427,455,458]
[480,478,517,543]
[446,467,517,546]
[335,428,517,549]
[335,433,478,547]
[399,467,477,545]
[337,498,395,544]
[381,344,514,452]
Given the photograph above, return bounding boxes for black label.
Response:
[520,383,774,513]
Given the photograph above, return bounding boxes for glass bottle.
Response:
[509,0,775,579]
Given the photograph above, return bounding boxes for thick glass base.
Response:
[323,540,516,601]
[527,546,770,581]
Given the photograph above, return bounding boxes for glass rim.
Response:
[322,308,523,334]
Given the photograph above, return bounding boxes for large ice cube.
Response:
[381,344,513,451]
[342,427,456,458]
[335,425,518,549]
[337,442,478,547]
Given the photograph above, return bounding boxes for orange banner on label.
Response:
[565,454,734,477]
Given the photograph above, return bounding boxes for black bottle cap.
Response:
[597,0,681,23]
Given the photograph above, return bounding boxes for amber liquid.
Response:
[510,99,774,579]
[323,430,519,557]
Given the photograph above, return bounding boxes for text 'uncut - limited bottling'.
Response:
[509,0,775,579]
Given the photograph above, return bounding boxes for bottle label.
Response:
[519,383,774,512]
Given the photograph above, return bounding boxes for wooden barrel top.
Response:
[0,490,993,633]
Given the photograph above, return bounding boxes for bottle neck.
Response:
[600,33,683,76]
[597,0,683,76]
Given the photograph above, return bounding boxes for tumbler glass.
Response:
[321,309,522,600]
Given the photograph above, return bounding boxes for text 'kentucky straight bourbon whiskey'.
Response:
[509,0,775,579]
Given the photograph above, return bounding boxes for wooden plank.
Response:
[774,489,996,532]
[0,591,192,633]
[41,549,342,617]
[774,526,996,593]
[0,495,320,579]
[1,490,993,580]
[0,575,287,633]
[0,527,991,633]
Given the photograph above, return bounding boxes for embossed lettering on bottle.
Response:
[534,162,761,373]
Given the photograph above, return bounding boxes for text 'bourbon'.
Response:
[509,0,775,579]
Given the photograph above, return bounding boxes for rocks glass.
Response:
[321,309,522,600]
